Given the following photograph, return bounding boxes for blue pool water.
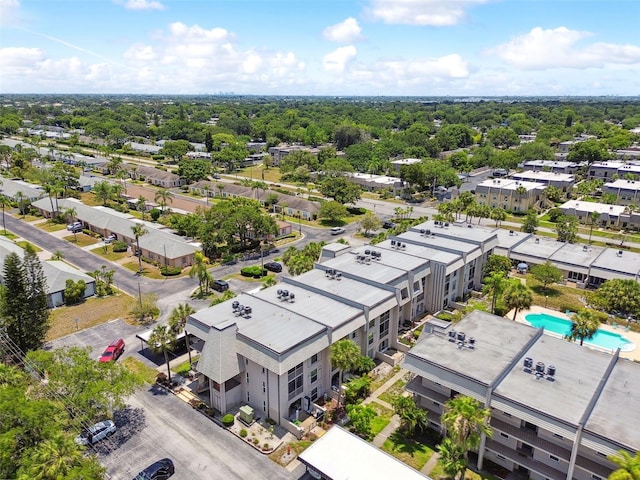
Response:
[525,313,633,351]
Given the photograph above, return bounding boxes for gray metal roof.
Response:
[585,358,640,450]
[376,238,460,266]
[494,333,614,426]
[405,310,538,386]
[510,236,566,264]
[590,248,640,280]
[320,251,407,285]
[548,243,606,273]
[0,178,44,200]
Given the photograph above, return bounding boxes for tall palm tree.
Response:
[189,251,209,295]
[154,188,174,213]
[608,450,640,480]
[26,433,85,479]
[93,181,113,206]
[14,191,30,217]
[63,206,78,242]
[588,211,600,244]
[441,395,492,458]
[566,309,600,346]
[137,195,147,220]
[169,303,196,366]
[131,223,148,273]
[0,193,7,234]
[330,338,361,408]
[148,324,177,383]
[483,272,507,315]
[503,280,533,320]
[437,437,468,480]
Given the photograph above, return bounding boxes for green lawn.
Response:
[38,221,68,232]
[122,357,158,384]
[16,240,42,252]
[381,430,435,470]
[63,233,101,247]
[378,377,409,404]
[172,355,200,375]
[369,401,394,437]
[91,245,130,262]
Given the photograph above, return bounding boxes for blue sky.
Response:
[1,0,639,96]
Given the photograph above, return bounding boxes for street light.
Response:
[298,214,302,234]
[545,295,549,308]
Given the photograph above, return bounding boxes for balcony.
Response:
[485,439,566,480]
[575,455,614,478]
[405,377,449,404]
[491,418,572,461]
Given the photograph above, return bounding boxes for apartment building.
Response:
[602,179,640,205]
[521,161,580,174]
[475,178,545,212]
[559,200,640,231]
[588,161,640,180]
[403,311,639,480]
[509,171,575,194]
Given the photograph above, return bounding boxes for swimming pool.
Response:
[525,313,634,352]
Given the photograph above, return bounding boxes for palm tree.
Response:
[131,223,148,273]
[608,450,640,480]
[441,395,492,458]
[137,195,147,220]
[483,272,507,314]
[0,194,7,234]
[154,188,174,213]
[26,433,85,479]
[148,324,177,383]
[51,250,65,260]
[437,437,468,480]
[329,338,361,408]
[391,395,428,436]
[566,309,600,346]
[169,303,196,366]
[588,211,600,244]
[503,280,533,320]
[93,180,113,206]
[189,251,209,295]
[14,191,30,217]
[63,206,78,241]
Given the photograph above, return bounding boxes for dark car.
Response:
[382,221,396,229]
[133,458,174,480]
[212,279,229,292]
[264,261,282,273]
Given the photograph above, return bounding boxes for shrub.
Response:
[112,241,128,252]
[239,429,248,438]
[221,414,235,427]
[263,443,270,450]
[160,265,182,276]
[265,417,276,425]
[253,438,259,445]
[241,266,266,278]
[150,208,161,221]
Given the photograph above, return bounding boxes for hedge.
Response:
[222,414,235,427]
[240,266,267,278]
[112,241,128,252]
[160,265,182,276]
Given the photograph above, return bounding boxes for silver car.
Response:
[74,420,116,446]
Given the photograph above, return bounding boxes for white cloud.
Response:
[487,27,640,70]
[123,44,157,61]
[120,0,165,11]
[367,0,489,26]
[323,46,357,73]
[322,17,363,43]
[0,0,20,26]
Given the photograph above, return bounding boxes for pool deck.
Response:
[510,305,640,362]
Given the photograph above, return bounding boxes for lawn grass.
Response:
[1,231,18,240]
[430,460,501,480]
[16,240,42,252]
[172,355,200,375]
[63,233,101,247]
[517,274,586,313]
[120,260,187,279]
[378,376,409,404]
[369,401,394,437]
[79,192,104,207]
[122,357,158,384]
[38,221,68,232]
[238,165,283,183]
[90,244,130,262]
[12,213,41,222]
[381,430,435,470]
[47,294,134,341]
[369,365,401,393]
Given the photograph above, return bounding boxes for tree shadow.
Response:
[387,428,442,455]
[531,285,560,297]
[148,383,169,396]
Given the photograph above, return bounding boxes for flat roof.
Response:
[494,333,614,426]
[376,239,461,266]
[401,230,480,256]
[476,178,544,191]
[523,160,577,168]
[511,171,575,182]
[510,236,566,262]
[410,220,499,245]
[590,248,640,279]
[585,358,640,450]
[559,200,626,216]
[298,426,432,480]
[548,243,605,270]
[405,311,538,386]
[604,179,640,191]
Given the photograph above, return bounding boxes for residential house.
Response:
[391,158,422,173]
[588,161,640,180]
[602,179,640,205]
[403,310,639,480]
[509,171,574,194]
[347,172,407,195]
[558,200,632,229]
[0,178,45,202]
[127,142,163,155]
[128,165,184,188]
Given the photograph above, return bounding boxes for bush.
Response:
[263,443,270,450]
[253,438,259,445]
[221,414,235,427]
[239,429,248,438]
[112,241,128,252]
[150,208,161,221]
[160,265,182,276]
[241,266,267,278]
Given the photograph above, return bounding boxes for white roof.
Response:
[298,426,432,480]
[559,200,626,216]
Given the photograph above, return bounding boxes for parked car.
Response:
[133,458,175,480]
[264,261,282,273]
[382,221,396,229]
[212,279,229,292]
[99,338,125,363]
[67,221,82,233]
[104,233,117,244]
[74,420,116,446]
[330,227,345,235]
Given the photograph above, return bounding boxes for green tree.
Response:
[318,200,348,223]
[154,188,174,213]
[160,139,193,161]
[148,324,177,383]
[503,280,533,320]
[93,180,113,206]
[544,185,563,202]
[589,279,640,316]
[608,450,640,480]
[189,251,210,295]
[441,395,492,459]
[438,437,468,480]
[588,211,600,244]
[178,158,210,183]
[483,254,512,278]
[169,303,196,366]
[330,339,361,408]
[131,223,148,273]
[529,262,562,295]
[483,271,507,315]
[130,292,160,324]
[566,309,600,346]
[391,395,428,436]
[521,208,539,234]
[319,176,361,205]
[554,214,579,243]
[137,195,147,220]
[359,211,382,236]
[63,279,86,305]
[345,403,376,439]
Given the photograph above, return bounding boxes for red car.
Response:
[99,338,125,363]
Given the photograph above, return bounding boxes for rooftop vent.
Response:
[424,229,431,236]
[523,357,533,369]
[232,300,240,309]
[448,330,457,342]
[618,250,623,256]
[535,238,540,244]
[583,245,588,252]
[420,229,425,234]
[243,306,252,316]
[509,230,514,236]
[364,249,371,256]
[457,332,466,342]
[444,223,449,227]
[335,271,342,280]
[288,293,295,303]
[391,240,396,246]
[547,365,556,377]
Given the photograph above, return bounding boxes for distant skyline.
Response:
[1,0,639,97]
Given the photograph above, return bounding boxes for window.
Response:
[246,372,249,383]
[596,452,606,457]
[503,412,512,417]
[262,382,266,393]
[351,331,357,339]
[310,369,318,384]
[247,393,250,402]
[553,433,564,440]
[311,387,318,401]
[288,363,303,399]
[369,319,375,328]
[368,332,374,345]
[379,311,390,337]
[311,354,318,364]
[592,475,603,480]
[500,432,509,439]
[263,401,266,411]
[401,288,408,299]
[549,455,559,462]
[413,281,420,292]
[433,401,440,407]
[497,454,506,460]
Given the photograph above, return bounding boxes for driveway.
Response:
[101,386,305,480]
